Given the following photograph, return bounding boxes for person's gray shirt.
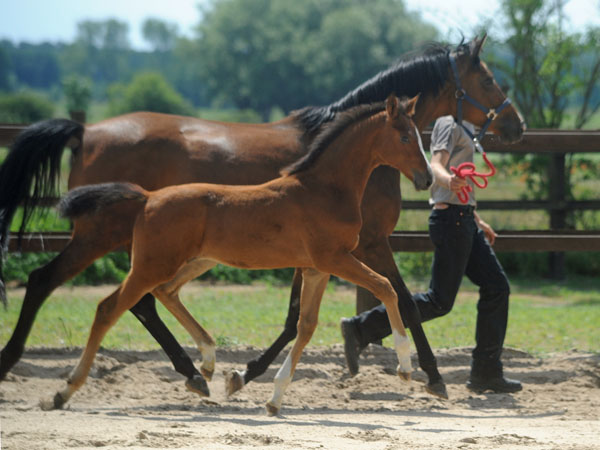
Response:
[429,116,477,206]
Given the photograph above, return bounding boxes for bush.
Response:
[108,72,194,116]
[62,75,92,115]
[0,91,54,123]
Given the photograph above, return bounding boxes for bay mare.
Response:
[0,36,524,399]
[45,95,429,415]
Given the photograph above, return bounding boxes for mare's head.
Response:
[377,94,433,191]
[450,35,525,142]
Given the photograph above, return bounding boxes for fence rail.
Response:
[8,230,600,254]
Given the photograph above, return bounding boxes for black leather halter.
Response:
[449,53,512,152]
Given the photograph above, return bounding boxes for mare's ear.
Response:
[470,33,488,58]
[405,93,420,117]
[385,94,399,119]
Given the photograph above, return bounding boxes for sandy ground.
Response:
[0,345,598,450]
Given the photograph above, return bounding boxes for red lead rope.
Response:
[450,152,496,204]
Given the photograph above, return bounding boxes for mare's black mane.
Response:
[292,41,470,136]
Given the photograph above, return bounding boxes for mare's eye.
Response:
[483,77,494,87]
[401,136,410,143]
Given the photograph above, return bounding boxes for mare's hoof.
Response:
[39,392,65,411]
[397,371,411,382]
[265,401,280,416]
[225,370,244,397]
[185,375,210,397]
[200,367,214,382]
[425,380,448,399]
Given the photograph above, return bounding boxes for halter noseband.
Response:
[449,53,512,152]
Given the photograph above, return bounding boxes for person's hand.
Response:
[477,219,497,245]
[448,174,469,195]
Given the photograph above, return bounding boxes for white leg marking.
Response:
[200,343,216,374]
[393,330,412,375]
[269,352,293,411]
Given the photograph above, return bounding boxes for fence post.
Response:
[356,287,381,314]
[69,110,86,123]
[548,153,567,279]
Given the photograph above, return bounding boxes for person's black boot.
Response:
[340,318,365,376]
[467,359,522,393]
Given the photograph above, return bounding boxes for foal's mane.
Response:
[292,41,470,136]
[283,100,404,176]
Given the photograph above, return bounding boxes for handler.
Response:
[341,115,522,393]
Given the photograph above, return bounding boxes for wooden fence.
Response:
[2,122,600,277]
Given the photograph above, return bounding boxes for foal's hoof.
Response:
[39,392,66,411]
[397,371,412,382]
[225,370,245,397]
[200,367,214,382]
[185,375,210,397]
[425,380,449,399]
[265,401,280,416]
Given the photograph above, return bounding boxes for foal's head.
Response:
[377,95,433,191]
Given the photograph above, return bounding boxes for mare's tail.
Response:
[0,118,83,305]
[58,182,148,222]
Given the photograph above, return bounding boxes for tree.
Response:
[0,44,13,91]
[61,19,131,87]
[62,75,92,115]
[490,0,600,129]
[192,0,438,119]
[142,18,179,52]
[107,72,194,116]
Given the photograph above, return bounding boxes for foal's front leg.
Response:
[266,268,330,416]
[318,252,412,380]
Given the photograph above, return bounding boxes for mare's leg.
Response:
[0,234,115,379]
[129,294,206,394]
[41,275,154,410]
[152,258,218,388]
[352,239,446,398]
[317,252,412,379]
[266,268,329,416]
[226,268,303,396]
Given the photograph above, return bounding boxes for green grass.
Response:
[1,277,598,357]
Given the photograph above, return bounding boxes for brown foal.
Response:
[42,95,432,415]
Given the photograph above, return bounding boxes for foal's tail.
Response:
[58,182,148,221]
[0,118,83,306]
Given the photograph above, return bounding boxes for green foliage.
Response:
[197,107,262,123]
[0,91,54,123]
[107,72,194,115]
[0,45,12,91]
[193,0,438,117]
[62,75,92,114]
[484,0,600,208]
[142,18,179,52]
[4,252,131,286]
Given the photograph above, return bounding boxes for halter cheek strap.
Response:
[449,53,512,153]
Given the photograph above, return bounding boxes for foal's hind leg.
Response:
[266,268,330,416]
[152,258,218,390]
[129,294,207,394]
[226,268,303,396]
[41,276,154,410]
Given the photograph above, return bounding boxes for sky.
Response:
[1,0,599,50]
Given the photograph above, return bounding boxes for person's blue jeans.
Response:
[354,204,510,365]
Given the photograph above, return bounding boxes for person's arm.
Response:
[474,210,497,245]
[430,150,469,196]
